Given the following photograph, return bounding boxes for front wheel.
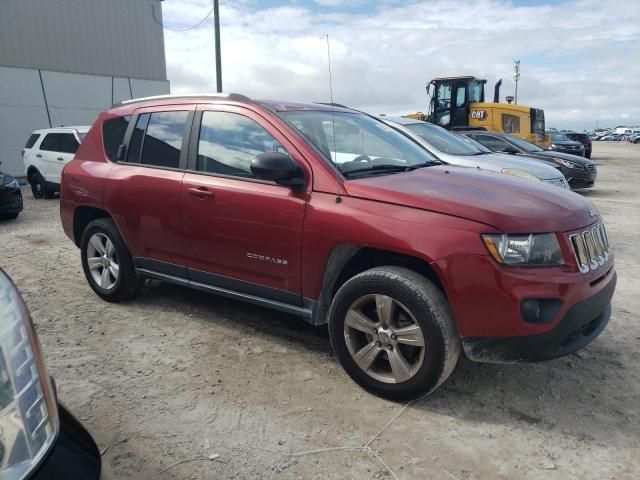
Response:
[80,218,143,302]
[328,267,460,400]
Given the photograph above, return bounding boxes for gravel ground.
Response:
[1,142,639,480]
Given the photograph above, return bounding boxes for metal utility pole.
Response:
[214,0,222,93]
[513,60,521,105]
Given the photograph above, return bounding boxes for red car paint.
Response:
[60,96,614,354]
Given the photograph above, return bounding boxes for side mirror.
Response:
[250,152,304,188]
[502,146,519,154]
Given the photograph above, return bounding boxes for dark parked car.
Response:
[59,93,615,400]
[0,163,23,220]
[464,131,598,189]
[547,132,585,156]
[565,132,592,158]
[0,269,101,479]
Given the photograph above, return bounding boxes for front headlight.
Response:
[482,233,564,266]
[500,168,540,182]
[555,159,584,169]
[0,177,18,188]
[0,270,58,479]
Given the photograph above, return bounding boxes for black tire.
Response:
[80,218,143,302]
[328,267,460,400]
[29,171,54,199]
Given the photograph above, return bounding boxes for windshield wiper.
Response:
[341,162,436,177]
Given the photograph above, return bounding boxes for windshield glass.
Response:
[551,132,570,141]
[502,134,544,152]
[279,111,437,175]
[404,122,487,156]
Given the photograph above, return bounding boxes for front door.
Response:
[181,106,308,304]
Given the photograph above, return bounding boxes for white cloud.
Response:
[161,0,640,130]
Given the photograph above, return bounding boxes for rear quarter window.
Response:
[25,133,40,149]
[102,116,131,161]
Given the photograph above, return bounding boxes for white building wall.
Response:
[0,66,169,177]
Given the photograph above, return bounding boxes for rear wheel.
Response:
[80,218,143,302]
[328,267,460,400]
[29,171,53,199]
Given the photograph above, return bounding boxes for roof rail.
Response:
[115,92,251,107]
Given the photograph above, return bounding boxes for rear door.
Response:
[180,105,308,303]
[104,106,194,274]
[38,132,79,183]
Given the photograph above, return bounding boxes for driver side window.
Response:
[475,135,512,152]
[196,111,287,178]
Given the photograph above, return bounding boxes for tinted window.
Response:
[551,132,570,141]
[474,135,513,152]
[127,114,150,163]
[39,133,79,154]
[196,111,286,178]
[502,114,520,134]
[140,112,189,169]
[103,116,131,161]
[25,134,40,149]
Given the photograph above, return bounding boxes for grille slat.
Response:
[570,223,610,273]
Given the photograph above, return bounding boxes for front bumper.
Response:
[462,272,616,362]
[566,167,597,189]
[28,403,101,480]
[0,187,23,214]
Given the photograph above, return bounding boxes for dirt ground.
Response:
[1,142,639,480]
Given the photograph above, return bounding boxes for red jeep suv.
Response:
[60,94,616,399]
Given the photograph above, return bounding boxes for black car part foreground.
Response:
[29,402,101,480]
[0,268,101,479]
[0,170,23,220]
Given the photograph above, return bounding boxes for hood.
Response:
[532,150,594,165]
[440,152,563,180]
[344,165,597,233]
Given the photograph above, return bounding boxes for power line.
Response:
[150,0,215,32]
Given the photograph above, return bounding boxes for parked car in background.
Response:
[382,117,570,189]
[0,268,101,479]
[0,162,23,220]
[22,127,89,199]
[59,94,615,400]
[547,132,585,156]
[463,131,598,189]
[565,132,592,158]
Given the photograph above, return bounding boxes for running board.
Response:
[136,268,313,319]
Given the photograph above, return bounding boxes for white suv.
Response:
[23,126,89,198]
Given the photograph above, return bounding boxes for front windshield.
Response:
[404,122,486,156]
[551,132,570,141]
[279,111,438,175]
[502,134,544,152]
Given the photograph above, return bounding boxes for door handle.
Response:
[36,154,42,158]
[187,186,215,199]
[57,157,64,161]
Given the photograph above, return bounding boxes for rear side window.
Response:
[39,133,79,154]
[474,135,512,152]
[102,116,131,161]
[25,134,40,149]
[140,111,189,169]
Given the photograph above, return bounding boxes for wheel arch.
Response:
[73,206,112,247]
[26,166,40,181]
[310,245,446,326]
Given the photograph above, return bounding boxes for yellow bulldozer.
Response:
[406,76,549,146]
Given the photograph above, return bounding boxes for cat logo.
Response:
[470,110,487,120]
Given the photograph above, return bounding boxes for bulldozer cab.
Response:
[428,76,486,130]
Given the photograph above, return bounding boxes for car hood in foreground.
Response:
[345,165,597,233]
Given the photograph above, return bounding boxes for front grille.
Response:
[586,164,597,173]
[570,223,610,273]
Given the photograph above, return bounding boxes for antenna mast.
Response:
[513,60,521,105]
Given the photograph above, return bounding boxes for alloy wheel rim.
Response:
[86,233,119,290]
[343,294,426,384]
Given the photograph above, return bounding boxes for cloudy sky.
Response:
[160,0,640,131]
